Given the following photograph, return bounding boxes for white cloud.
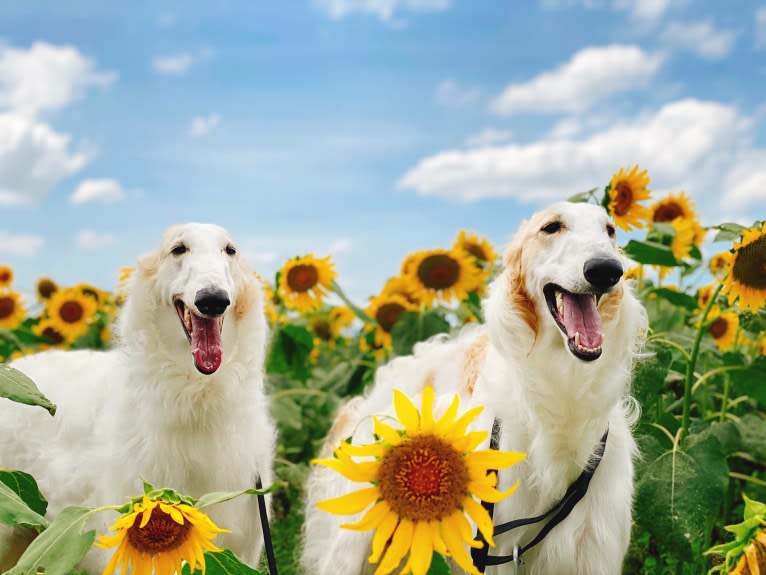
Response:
[0,231,44,257]
[399,98,758,221]
[314,0,449,21]
[465,128,513,148]
[189,113,221,137]
[0,113,90,206]
[723,151,766,214]
[436,79,480,107]
[0,42,115,119]
[756,7,766,50]
[614,0,672,22]
[152,53,193,75]
[328,238,353,255]
[662,20,738,60]
[70,178,125,204]
[491,45,663,116]
[76,229,118,251]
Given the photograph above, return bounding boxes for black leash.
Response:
[256,475,279,575]
[472,418,609,572]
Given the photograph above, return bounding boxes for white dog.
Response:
[0,223,275,571]
[302,202,647,575]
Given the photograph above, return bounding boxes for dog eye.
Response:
[541,221,562,234]
[171,244,188,256]
[225,245,237,256]
[606,224,616,238]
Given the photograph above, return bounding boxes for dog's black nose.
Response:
[584,258,623,289]
[195,288,231,316]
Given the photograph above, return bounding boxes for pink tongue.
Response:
[190,314,222,374]
[561,292,603,349]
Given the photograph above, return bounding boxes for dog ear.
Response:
[137,253,161,281]
[503,229,538,339]
[233,258,259,322]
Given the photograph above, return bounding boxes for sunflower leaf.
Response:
[426,553,451,574]
[5,506,96,575]
[622,239,680,267]
[0,478,48,531]
[0,470,48,517]
[194,482,285,510]
[0,364,56,415]
[648,288,698,311]
[713,223,747,242]
[184,549,265,575]
[391,311,450,356]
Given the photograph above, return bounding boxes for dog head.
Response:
[488,201,643,363]
[119,223,265,376]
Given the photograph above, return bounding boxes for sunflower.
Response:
[607,165,652,231]
[758,336,766,357]
[706,495,766,575]
[382,276,420,306]
[45,287,98,341]
[313,387,525,575]
[723,223,766,312]
[710,251,733,278]
[624,265,642,282]
[650,191,696,224]
[35,277,58,302]
[670,218,696,261]
[405,249,481,306]
[97,495,230,575]
[453,231,498,270]
[697,284,715,310]
[0,265,13,288]
[278,254,336,313]
[32,319,70,347]
[707,307,739,352]
[359,329,390,362]
[366,293,417,349]
[0,289,26,330]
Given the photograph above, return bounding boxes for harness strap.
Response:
[472,419,609,571]
[256,475,279,575]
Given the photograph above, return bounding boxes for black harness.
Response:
[256,475,279,575]
[471,418,609,572]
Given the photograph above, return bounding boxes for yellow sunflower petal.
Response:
[316,486,380,515]
[312,456,380,483]
[419,386,435,434]
[434,394,460,434]
[338,441,387,458]
[430,520,447,556]
[441,513,482,575]
[444,406,484,441]
[469,478,520,504]
[341,500,391,531]
[373,416,403,446]
[375,518,415,575]
[452,430,489,453]
[466,449,527,472]
[393,389,420,435]
[409,521,434,575]
[369,511,400,564]
[463,496,495,547]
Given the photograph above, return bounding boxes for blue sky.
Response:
[1,0,765,302]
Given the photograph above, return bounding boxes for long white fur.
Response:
[0,223,275,571]
[302,202,648,575]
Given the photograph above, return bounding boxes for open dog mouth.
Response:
[543,284,603,362]
[174,299,224,375]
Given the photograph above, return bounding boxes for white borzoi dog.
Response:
[302,202,647,575]
[0,223,275,571]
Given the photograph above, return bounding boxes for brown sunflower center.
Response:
[708,317,729,339]
[732,235,766,289]
[376,302,405,332]
[0,271,10,284]
[37,279,57,299]
[378,434,468,522]
[612,181,634,216]
[41,326,65,344]
[80,286,100,301]
[127,507,191,554]
[312,318,332,341]
[0,296,15,319]
[59,301,84,323]
[286,265,319,293]
[417,255,460,290]
[464,243,488,262]
[652,202,684,222]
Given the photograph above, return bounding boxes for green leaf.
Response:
[734,414,766,463]
[730,356,766,410]
[0,364,56,415]
[266,325,314,381]
[0,478,48,530]
[6,506,97,575]
[632,346,672,415]
[0,470,48,517]
[634,434,729,561]
[622,239,680,267]
[567,187,599,203]
[427,552,451,574]
[648,288,698,311]
[713,223,747,243]
[391,311,450,356]
[184,549,265,575]
[195,482,283,510]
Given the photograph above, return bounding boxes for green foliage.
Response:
[427,553,451,574]
[391,310,451,356]
[0,470,48,517]
[0,478,48,531]
[0,364,56,415]
[185,550,266,575]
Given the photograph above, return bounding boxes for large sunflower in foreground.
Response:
[405,249,481,306]
[45,287,98,341]
[0,289,26,330]
[723,222,766,312]
[278,254,336,313]
[0,265,13,288]
[366,293,417,349]
[97,495,229,575]
[607,165,652,231]
[314,387,526,575]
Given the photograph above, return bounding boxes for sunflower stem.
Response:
[680,281,725,441]
[719,373,730,423]
[330,280,374,324]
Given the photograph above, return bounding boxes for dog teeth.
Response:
[184,307,192,331]
[556,290,564,315]
[573,331,600,353]
[574,331,580,348]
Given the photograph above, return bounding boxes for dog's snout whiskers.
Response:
[195,287,231,316]
[583,257,623,290]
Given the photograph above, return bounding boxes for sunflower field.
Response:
[1,164,766,575]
